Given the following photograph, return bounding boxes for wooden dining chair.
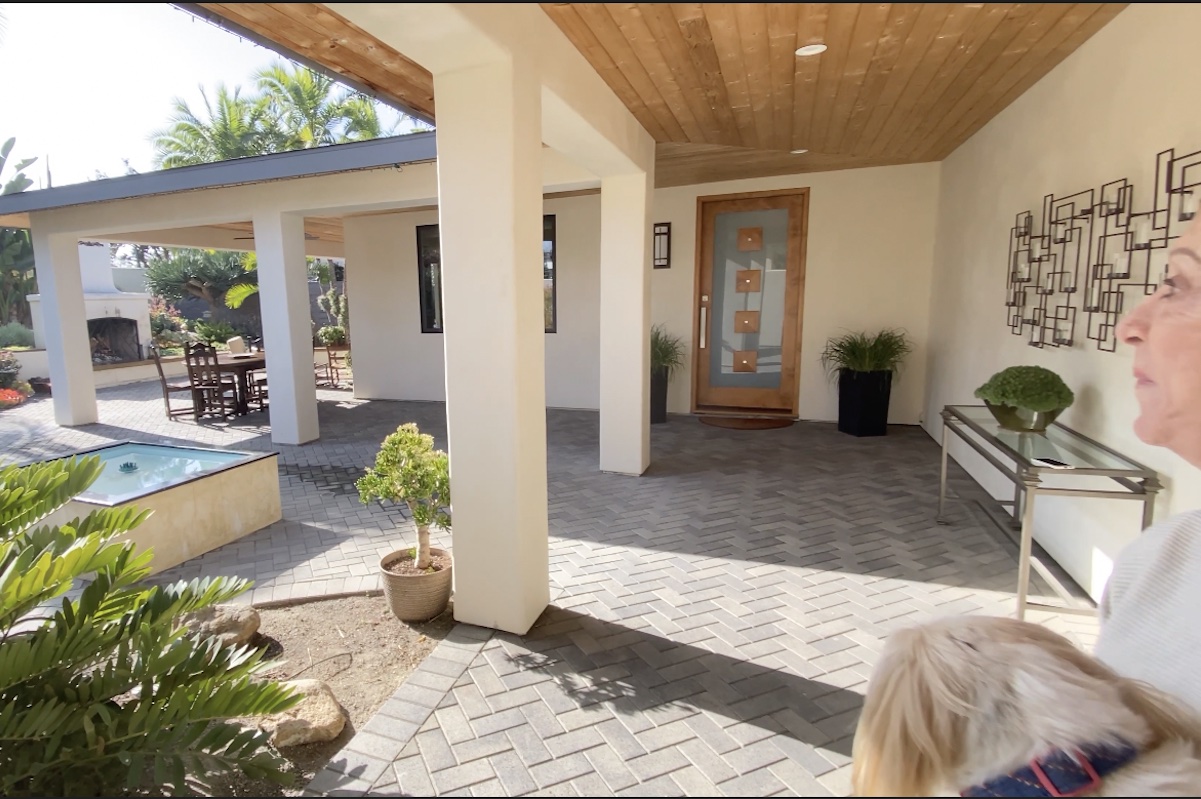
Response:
[149,343,193,421]
[184,342,238,421]
[326,346,350,388]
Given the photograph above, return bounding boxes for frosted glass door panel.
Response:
[709,208,789,389]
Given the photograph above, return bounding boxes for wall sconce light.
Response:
[653,222,671,269]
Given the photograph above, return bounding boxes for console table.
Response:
[937,405,1161,620]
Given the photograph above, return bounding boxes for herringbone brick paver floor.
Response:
[0,382,1098,796]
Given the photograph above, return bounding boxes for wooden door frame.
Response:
[690,187,810,417]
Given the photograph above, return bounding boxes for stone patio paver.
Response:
[0,381,1098,797]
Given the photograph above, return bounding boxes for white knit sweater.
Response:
[1095,509,1201,714]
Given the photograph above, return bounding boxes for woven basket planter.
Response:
[379,547,453,622]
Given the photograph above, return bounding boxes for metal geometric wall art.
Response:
[1006,146,1201,351]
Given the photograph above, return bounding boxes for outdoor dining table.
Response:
[216,352,266,415]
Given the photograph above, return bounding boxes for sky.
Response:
[0,2,412,188]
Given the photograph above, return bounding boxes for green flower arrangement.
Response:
[974,365,1075,412]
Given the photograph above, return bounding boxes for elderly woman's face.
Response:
[1117,213,1201,465]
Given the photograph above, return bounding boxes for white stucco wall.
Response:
[345,193,602,409]
[924,3,1197,600]
[348,166,942,422]
[651,164,942,422]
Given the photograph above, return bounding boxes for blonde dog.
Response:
[851,615,1201,796]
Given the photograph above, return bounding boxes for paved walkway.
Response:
[0,382,1097,796]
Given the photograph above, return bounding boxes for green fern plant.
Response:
[0,455,298,797]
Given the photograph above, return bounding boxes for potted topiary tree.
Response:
[974,365,1075,433]
[821,329,913,437]
[356,423,453,622]
[650,324,685,425]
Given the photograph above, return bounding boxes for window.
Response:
[416,224,443,333]
[417,215,557,334]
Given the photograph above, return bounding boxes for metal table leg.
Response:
[1015,471,1041,621]
[1141,476,1162,530]
[937,418,951,524]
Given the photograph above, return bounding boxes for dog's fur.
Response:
[851,615,1201,796]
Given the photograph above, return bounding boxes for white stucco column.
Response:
[252,211,319,445]
[599,172,653,475]
[30,230,97,426]
[436,56,550,635]
[343,215,401,401]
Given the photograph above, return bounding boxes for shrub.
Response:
[149,297,186,337]
[357,423,451,571]
[821,329,913,378]
[0,455,298,796]
[974,365,1075,412]
[0,322,34,349]
[316,325,346,347]
[192,319,239,347]
[0,350,19,389]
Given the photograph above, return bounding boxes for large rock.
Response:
[258,679,345,748]
[180,604,260,647]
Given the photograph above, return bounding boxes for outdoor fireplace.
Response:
[88,317,142,365]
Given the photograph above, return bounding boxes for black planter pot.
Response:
[837,369,893,437]
[650,366,669,424]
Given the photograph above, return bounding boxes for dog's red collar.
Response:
[960,740,1138,797]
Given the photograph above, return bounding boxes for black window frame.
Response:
[417,214,557,334]
[416,223,443,334]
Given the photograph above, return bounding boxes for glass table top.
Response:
[944,405,1154,475]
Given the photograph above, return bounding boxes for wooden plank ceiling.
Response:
[187,4,1125,187]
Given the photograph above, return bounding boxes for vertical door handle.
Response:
[699,295,708,350]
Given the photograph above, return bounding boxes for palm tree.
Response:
[150,85,278,168]
[341,94,391,141]
[255,61,395,149]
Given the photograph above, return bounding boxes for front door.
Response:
[692,189,808,416]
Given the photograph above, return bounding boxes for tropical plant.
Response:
[650,324,685,377]
[357,423,451,571]
[974,365,1075,412]
[153,64,399,173]
[144,249,253,312]
[150,85,279,169]
[0,455,298,796]
[256,62,395,149]
[316,325,346,347]
[0,230,36,326]
[192,319,239,348]
[0,321,33,348]
[1,137,36,196]
[0,139,38,328]
[821,329,913,378]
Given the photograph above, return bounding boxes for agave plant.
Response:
[0,455,297,796]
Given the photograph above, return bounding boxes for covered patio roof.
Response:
[0,133,438,247]
[182,3,1127,186]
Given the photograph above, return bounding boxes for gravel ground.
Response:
[211,593,456,797]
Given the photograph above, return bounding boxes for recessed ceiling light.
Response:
[790,149,809,155]
[795,43,827,57]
